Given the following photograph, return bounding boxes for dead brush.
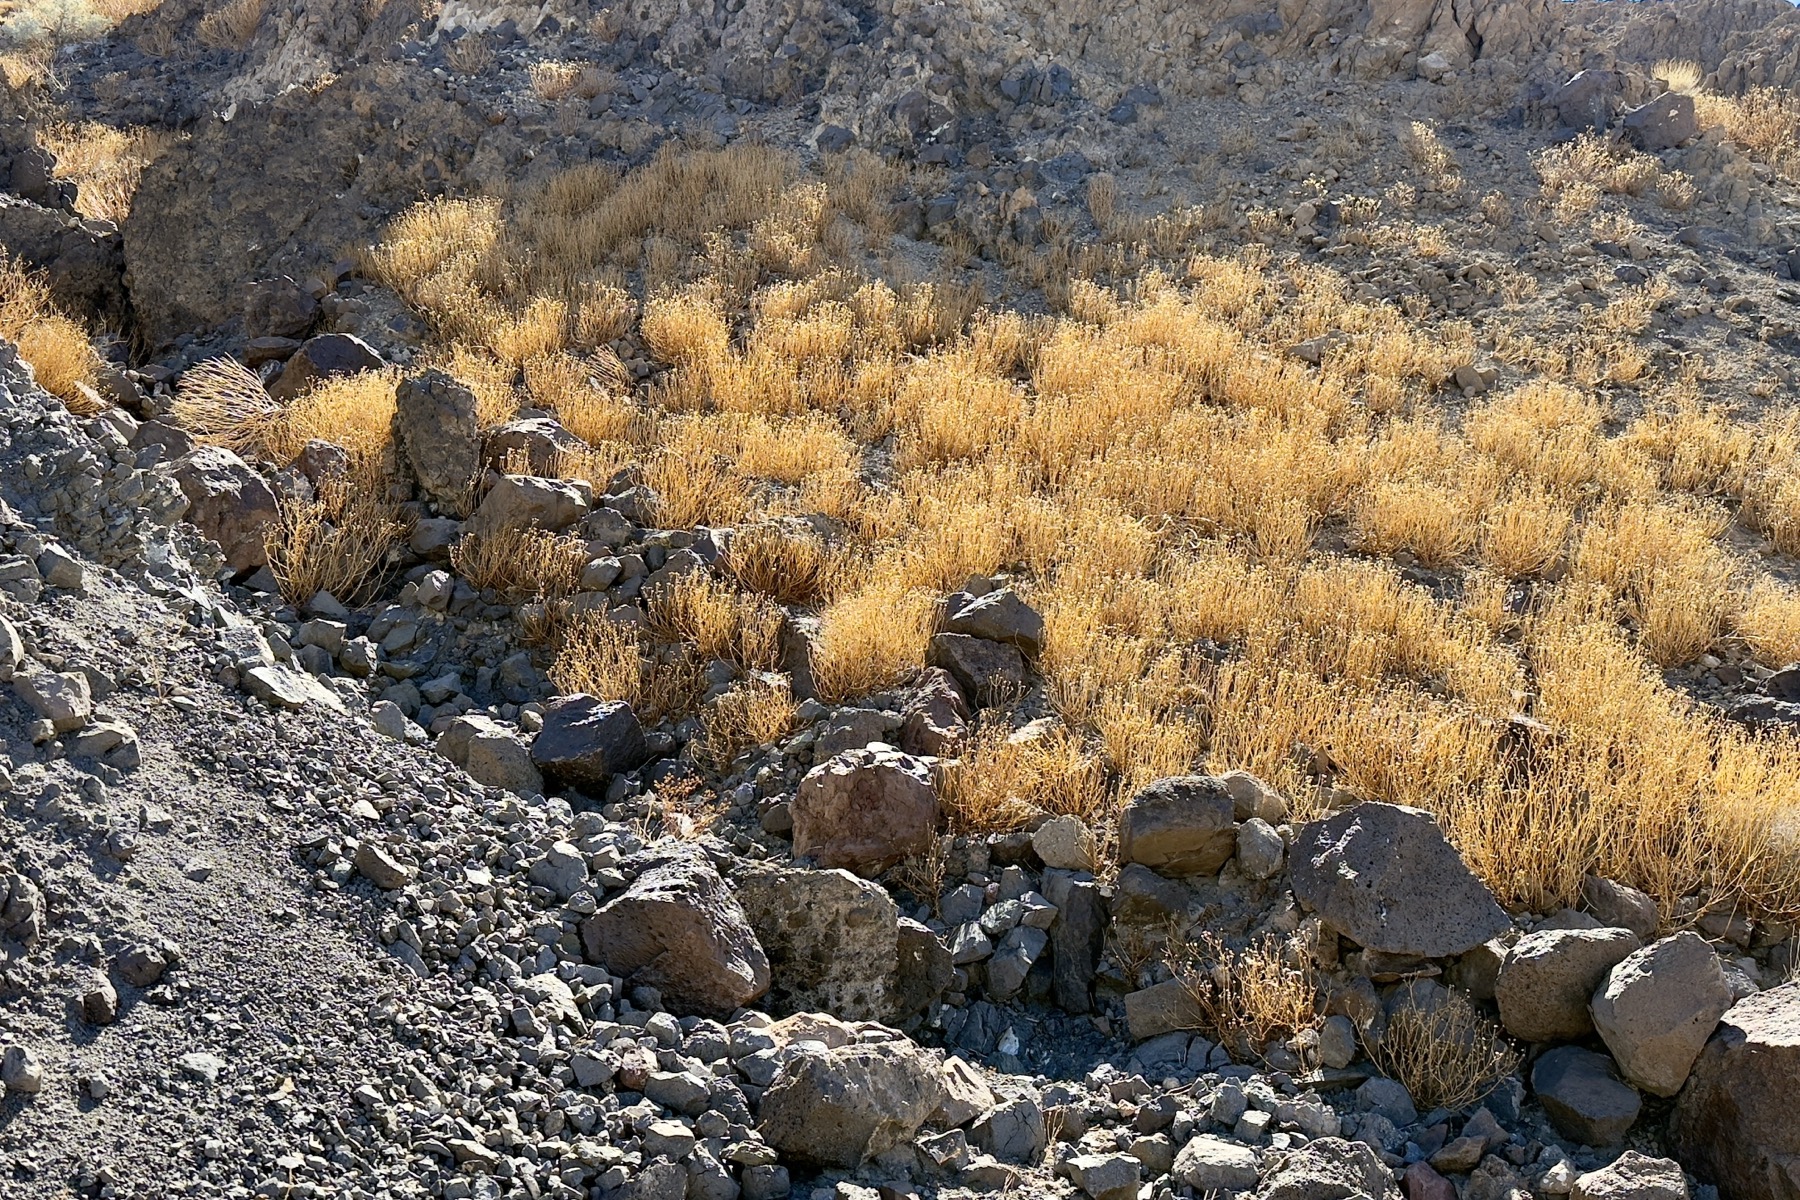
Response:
[0,250,105,412]
[39,122,177,224]
[197,0,264,49]
[644,571,786,672]
[1368,989,1520,1111]
[265,471,406,607]
[550,612,705,721]
[1171,931,1323,1063]
[935,723,1109,834]
[450,526,587,600]
[692,675,799,770]
[172,356,281,455]
[721,521,836,605]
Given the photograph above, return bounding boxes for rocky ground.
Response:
[5,0,1800,1199]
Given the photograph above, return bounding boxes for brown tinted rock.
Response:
[944,587,1045,656]
[243,276,317,340]
[1580,876,1658,940]
[899,666,969,756]
[1592,932,1732,1097]
[1290,803,1509,957]
[173,446,279,571]
[792,746,941,875]
[393,370,482,515]
[1124,979,1203,1041]
[1671,982,1800,1200]
[580,846,770,1018]
[1118,776,1236,876]
[757,1038,944,1167]
[1495,927,1640,1043]
[267,333,384,403]
[1573,1153,1688,1200]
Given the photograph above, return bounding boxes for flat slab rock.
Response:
[1289,802,1509,958]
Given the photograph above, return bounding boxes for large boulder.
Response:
[1257,1137,1401,1200]
[529,695,648,793]
[267,333,384,403]
[1495,927,1640,1043]
[393,370,482,515]
[1532,1046,1640,1146]
[484,416,583,475]
[580,847,770,1018]
[1289,803,1509,957]
[944,587,1045,656]
[791,746,941,875]
[12,669,92,733]
[1573,1153,1689,1200]
[1118,775,1237,876]
[926,632,1026,703]
[465,474,592,539]
[172,446,280,572]
[757,1037,944,1167]
[1670,982,1800,1200]
[1591,932,1732,1098]
[734,864,902,1022]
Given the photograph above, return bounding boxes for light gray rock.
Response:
[734,864,900,1022]
[1591,932,1731,1097]
[1067,1152,1141,1200]
[1032,814,1092,870]
[1258,1137,1400,1200]
[1173,1134,1260,1191]
[1572,1152,1688,1200]
[944,587,1045,656]
[1,1044,43,1095]
[1237,817,1286,879]
[13,669,91,733]
[0,614,22,682]
[1579,876,1658,939]
[354,842,414,890]
[466,473,591,539]
[528,841,590,901]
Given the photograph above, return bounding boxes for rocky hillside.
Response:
[4,0,1800,1199]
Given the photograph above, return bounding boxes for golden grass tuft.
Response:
[936,724,1109,833]
[265,471,405,607]
[693,676,799,770]
[1174,932,1323,1063]
[0,251,105,412]
[721,522,836,605]
[450,526,586,600]
[644,570,786,672]
[1371,989,1520,1112]
[172,356,279,455]
[197,0,263,49]
[550,612,704,721]
[39,122,178,224]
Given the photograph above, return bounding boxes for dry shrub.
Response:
[693,676,799,770]
[1370,990,1520,1112]
[1350,476,1479,568]
[550,612,704,721]
[1479,485,1571,579]
[528,60,582,102]
[810,584,936,703]
[1174,932,1322,1063]
[172,356,280,454]
[262,370,397,466]
[451,526,586,600]
[644,571,785,671]
[1737,579,1800,668]
[1697,86,1800,177]
[1656,59,1704,95]
[722,522,836,605]
[936,724,1108,833]
[265,472,405,606]
[197,0,263,48]
[0,251,104,411]
[39,122,176,223]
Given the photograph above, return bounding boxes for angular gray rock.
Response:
[1591,932,1731,1097]
[898,666,969,756]
[791,746,941,875]
[757,1039,944,1167]
[1572,1152,1688,1200]
[1236,817,1286,879]
[484,415,583,475]
[393,370,482,515]
[529,695,648,792]
[353,842,414,890]
[1118,775,1237,876]
[172,446,279,572]
[944,587,1045,656]
[1670,982,1800,1200]
[1174,1134,1260,1191]
[1495,927,1640,1043]
[1289,803,1509,957]
[1258,1136,1400,1200]
[1622,91,1697,151]
[0,613,22,682]
[1,1044,43,1095]
[926,631,1026,703]
[1067,1152,1141,1200]
[1579,876,1658,939]
[12,669,92,733]
[1,869,45,945]
[466,474,592,539]
[580,846,770,1018]
[267,333,384,403]
[1532,1046,1640,1146]
[734,864,900,1022]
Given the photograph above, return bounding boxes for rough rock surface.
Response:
[1671,982,1800,1200]
[1533,1045,1643,1147]
[1592,932,1733,1097]
[1496,927,1641,1043]
[1289,803,1510,957]
[757,1038,945,1167]
[1118,775,1238,876]
[171,446,279,572]
[790,746,941,874]
[734,863,903,1022]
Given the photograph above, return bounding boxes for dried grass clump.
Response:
[644,571,785,672]
[550,613,704,721]
[197,0,263,49]
[261,370,397,467]
[451,527,586,600]
[1174,932,1322,1063]
[39,122,177,223]
[0,251,105,411]
[810,584,936,703]
[1370,990,1520,1112]
[693,676,799,770]
[528,60,582,102]
[721,522,835,605]
[936,724,1109,833]
[1736,580,1800,668]
[266,472,405,607]
[172,356,280,455]
[1697,86,1800,177]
